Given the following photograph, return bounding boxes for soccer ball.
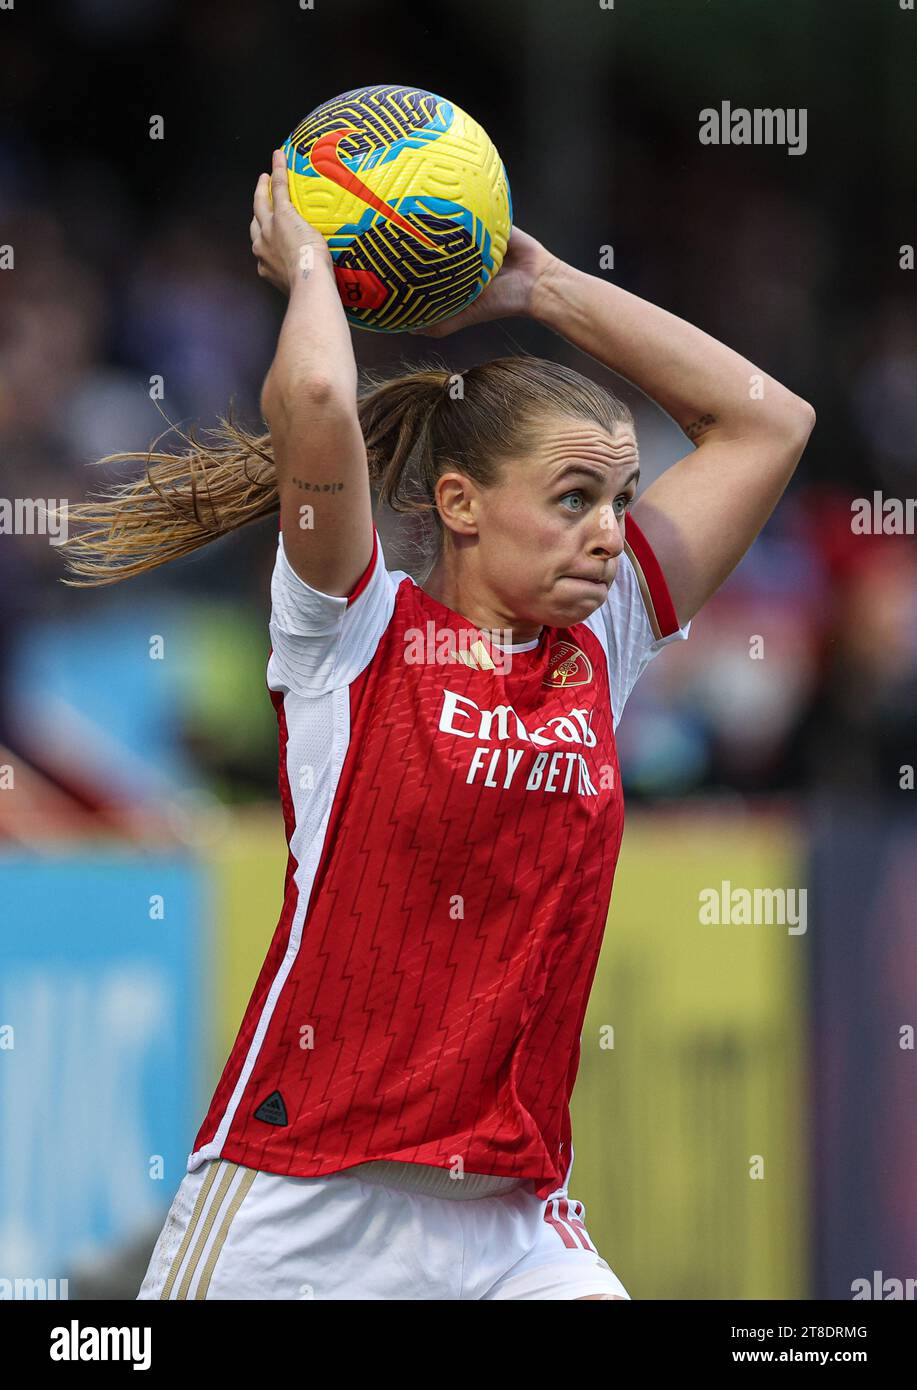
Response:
[279,84,513,333]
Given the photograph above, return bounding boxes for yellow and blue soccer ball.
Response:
[279,84,513,332]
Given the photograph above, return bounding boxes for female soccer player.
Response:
[66,149,814,1300]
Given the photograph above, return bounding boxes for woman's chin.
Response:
[548,592,607,626]
[523,581,609,631]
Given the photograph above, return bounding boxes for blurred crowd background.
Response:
[1,0,916,1301]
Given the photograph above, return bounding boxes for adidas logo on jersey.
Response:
[254,1090,289,1126]
[449,638,501,671]
[404,622,514,676]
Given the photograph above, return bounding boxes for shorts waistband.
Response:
[332,1159,529,1200]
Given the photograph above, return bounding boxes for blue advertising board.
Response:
[0,853,208,1290]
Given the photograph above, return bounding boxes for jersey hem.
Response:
[187,1140,564,1200]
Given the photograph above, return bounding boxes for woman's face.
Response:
[442,415,641,633]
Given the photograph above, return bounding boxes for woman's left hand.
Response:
[408,226,557,337]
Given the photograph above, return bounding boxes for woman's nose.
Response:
[592,512,624,557]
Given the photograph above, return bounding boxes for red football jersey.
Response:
[190,515,688,1199]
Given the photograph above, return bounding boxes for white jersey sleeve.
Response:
[267,525,399,698]
[584,512,691,729]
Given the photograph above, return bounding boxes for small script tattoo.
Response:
[683,413,717,440]
[291,477,346,493]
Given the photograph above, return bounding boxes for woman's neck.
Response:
[421,562,543,646]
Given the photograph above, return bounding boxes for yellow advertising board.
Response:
[573,809,807,1299]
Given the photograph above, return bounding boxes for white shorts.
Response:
[137,1158,631,1301]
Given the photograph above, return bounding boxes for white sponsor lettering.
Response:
[441,691,603,797]
[439,690,597,749]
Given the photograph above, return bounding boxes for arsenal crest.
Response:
[544,641,593,688]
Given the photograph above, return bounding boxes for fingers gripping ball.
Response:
[273,84,513,333]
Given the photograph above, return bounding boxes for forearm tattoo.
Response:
[291,477,346,493]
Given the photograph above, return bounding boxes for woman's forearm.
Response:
[530,258,810,441]
[263,258,358,409]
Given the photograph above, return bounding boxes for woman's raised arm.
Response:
[254,149,374,597]
[529,252,815,626]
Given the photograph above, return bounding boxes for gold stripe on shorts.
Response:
[194,1165,258,1299]
[159,1160,255,1300]
[160,1159,223,1300]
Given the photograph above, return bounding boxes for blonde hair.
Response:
[59,355,634,587]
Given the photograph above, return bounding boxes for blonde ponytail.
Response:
[59,355,632,586]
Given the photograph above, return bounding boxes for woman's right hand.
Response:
[251,148,333,295]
